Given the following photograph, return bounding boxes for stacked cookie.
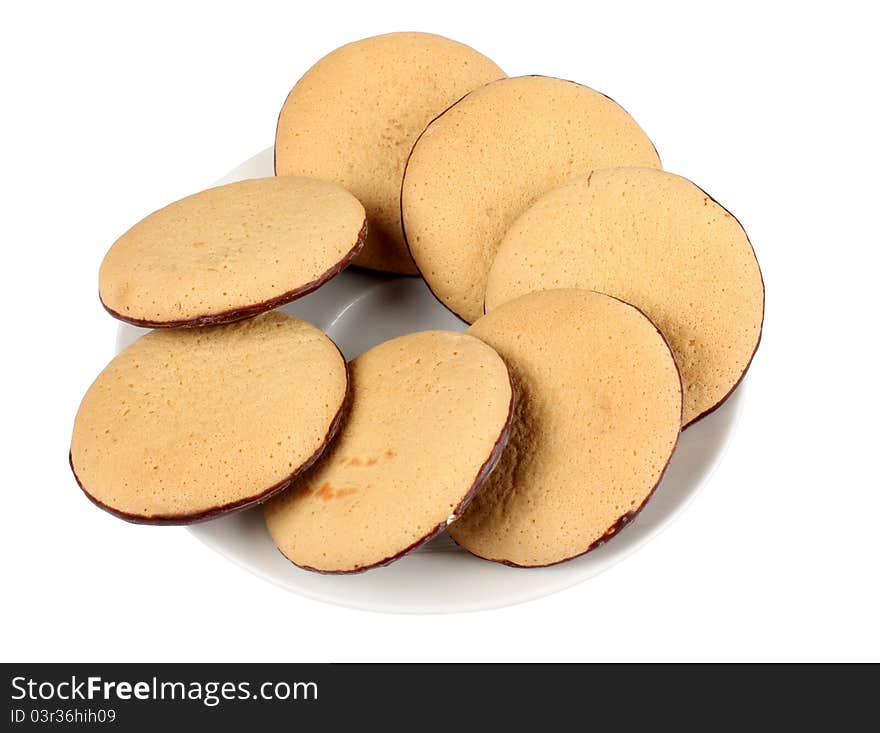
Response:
[71,31,763,574]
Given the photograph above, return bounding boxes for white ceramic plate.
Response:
[116,148,746,614]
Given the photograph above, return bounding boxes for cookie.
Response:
[485,168,764,425]
[70,312,348,524]
[401,75,660,322]
[99,176,366,327]
[264,330,514,573]
[449,289,682,567]
[275,32,505,275]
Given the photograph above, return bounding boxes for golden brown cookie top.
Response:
[99,176,366,327]
[449,289,682,567]
[401,75,661,322]
[265,330,514,573]
[485,167,764,425]
[70,312,348,523]
[275,32,505,275]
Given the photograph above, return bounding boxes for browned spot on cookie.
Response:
[300,485,314,496]
[347,457,363,467]
[366,457,378,466]
[316,482,335,500]
[310,483,358,501]
[385,449,396,459]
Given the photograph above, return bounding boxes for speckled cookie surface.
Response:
[275,32,505,275]
[70,312,348,524]
[485,168,764,425]
[449,290,682,567]
[99,177,366,327]
[401,75,661,322]
[264,330,514,573]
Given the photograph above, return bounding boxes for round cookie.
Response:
[275,32,505,275]
[70,312,348,524]
[449,289,682,568]
[99,176,366,327]
[401,75,661,323]
[265,330,514,573]
[485,168,764,426]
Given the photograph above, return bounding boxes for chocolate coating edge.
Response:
[681,179,764,428]
[399,86,476,326]
[68,340,351,526]
[100,219,367,329]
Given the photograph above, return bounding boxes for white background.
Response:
[3,1,878,661]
